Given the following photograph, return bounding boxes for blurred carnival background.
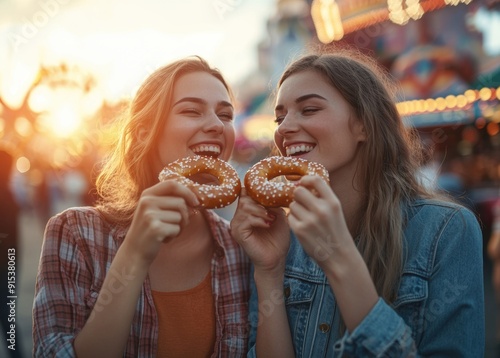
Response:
[0,0,499,356]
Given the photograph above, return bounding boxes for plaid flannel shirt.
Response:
[33,207,250,357]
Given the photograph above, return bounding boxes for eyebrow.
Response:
[173,97,233,109]
[275,93,327,112]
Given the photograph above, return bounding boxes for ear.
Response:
[137,127,149,142]
[353,119,367,142]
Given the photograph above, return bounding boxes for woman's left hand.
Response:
[288,175,354,269]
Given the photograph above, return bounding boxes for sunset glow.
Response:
[46,104,81,138]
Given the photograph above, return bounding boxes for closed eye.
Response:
[303,107,320,115]
[218,112,234,121]
[181,108,201,116]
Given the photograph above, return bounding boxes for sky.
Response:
[0,0,275,108]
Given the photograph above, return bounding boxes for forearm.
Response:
[323,244,378,332]
[254,270,295,358]
[74,243,149,357]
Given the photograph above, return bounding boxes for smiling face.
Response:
[155,71,235,171]
[274,70,366,180]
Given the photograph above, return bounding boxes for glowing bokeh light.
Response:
[425,98,437,112]
[54,106,81,138]
[464,89,477,103]
[487,122,500,137]
[28,84,53,113]
[456,95,468,108]
[479,88,492,101]
[462,126,479,144]
[445,95,457,109]
[14,116,33,137]
[41,104,82,138]
[435,97,447,111]
[16,156,31,173]
[476,117,486,129]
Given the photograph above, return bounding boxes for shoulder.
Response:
[403,198,482,274]
[44,206,125,252]
[404,198,479,230]
[47,207,111,236]
[48,206,103,223]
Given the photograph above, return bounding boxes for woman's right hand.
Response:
[122,179,200,266]
[230,188,290,275]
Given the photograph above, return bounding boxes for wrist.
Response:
[254,267,285,288]
[117,241,152,274]
[253,269,286,308]
[320,240,362,281]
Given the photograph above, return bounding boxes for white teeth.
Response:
[286,145,313,156]
[192,144,221,154]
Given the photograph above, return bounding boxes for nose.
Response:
[203,112,224,134]
[276,113,299,137]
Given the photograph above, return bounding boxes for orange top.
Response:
[152,271,216,358]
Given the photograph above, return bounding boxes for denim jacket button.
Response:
[319,323,330,333]
[284,287,291,298]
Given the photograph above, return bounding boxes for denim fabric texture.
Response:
[247,198,485,357]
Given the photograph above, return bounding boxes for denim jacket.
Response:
[248,199,485,357]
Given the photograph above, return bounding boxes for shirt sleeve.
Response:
[333,298,417,356]
[334,206,484,357]
[32,211,95,357]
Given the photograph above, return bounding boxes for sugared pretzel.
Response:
[244,156,329,207]
[159,155,241,209]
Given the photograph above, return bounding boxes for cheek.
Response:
[226,123,236,138]
[226,124,236,146]
[156,141,171,166]
[274,132,285,153]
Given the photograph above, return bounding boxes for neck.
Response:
[162,209,211,248]
[149,209,214,292]
[330,175,364,238]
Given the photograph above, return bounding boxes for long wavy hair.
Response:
[96,56,234,225]
[277,48,435,303]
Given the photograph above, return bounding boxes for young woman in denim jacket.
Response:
[230,49,484,357]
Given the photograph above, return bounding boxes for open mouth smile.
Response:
[285,144,314,157]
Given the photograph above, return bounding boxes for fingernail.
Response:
[267,212,276,220]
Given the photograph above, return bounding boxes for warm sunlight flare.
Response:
[42,104,82,138]
[0,61,39,109]
[28,84,53,113]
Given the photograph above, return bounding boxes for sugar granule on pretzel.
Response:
[158,155,241,209]
[244,156,329,207]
